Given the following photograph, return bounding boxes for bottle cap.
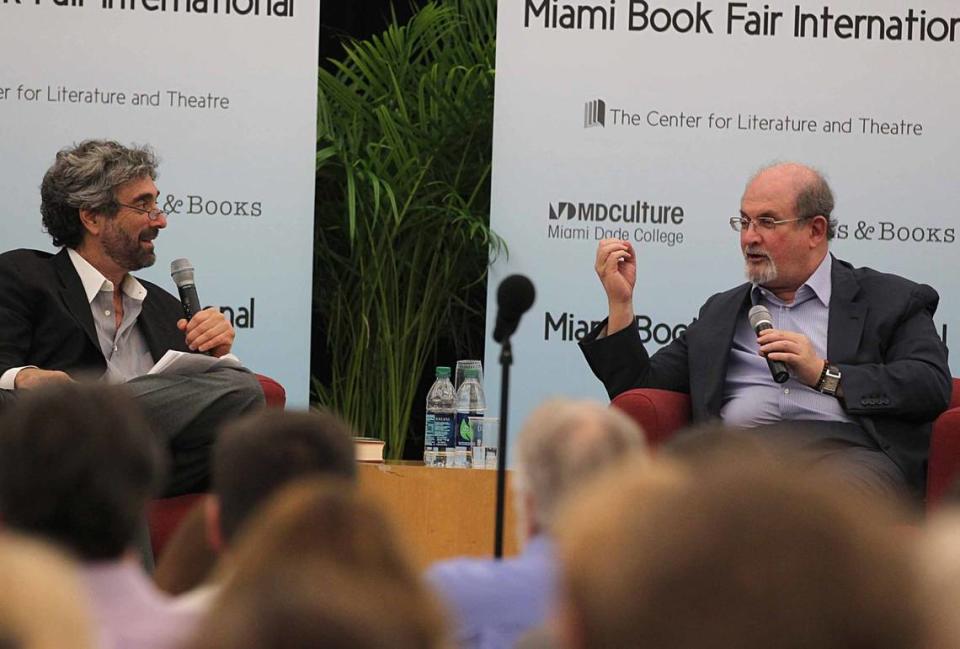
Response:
[464,367,479,379]
[436,366,451,377]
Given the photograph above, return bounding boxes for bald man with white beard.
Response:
[580,162,951,499]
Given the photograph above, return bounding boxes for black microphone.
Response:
[493,275,536,343]
[748,305,789,384]
[170,258,201,320]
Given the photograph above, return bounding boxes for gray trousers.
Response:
[125,366,265,497]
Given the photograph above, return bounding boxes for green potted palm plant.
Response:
[313,0,502,459]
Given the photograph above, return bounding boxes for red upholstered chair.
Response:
[148,373,286,558]
[611,378,960,510]
[925,378,960,506]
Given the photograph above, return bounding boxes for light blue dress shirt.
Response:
[426,535,555,649]
[721,253,852,427]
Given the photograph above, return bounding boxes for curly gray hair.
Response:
[40,140,158,248]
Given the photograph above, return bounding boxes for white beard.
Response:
[744,247,778,285]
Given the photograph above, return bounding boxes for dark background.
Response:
[313,1,489,459]
[320,3,415,68]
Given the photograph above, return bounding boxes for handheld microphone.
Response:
[747,305,790,384]
[170,258,201,320]
[492,275,536,343]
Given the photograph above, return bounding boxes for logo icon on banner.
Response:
[548,202,576,220]
[584,99,606,128]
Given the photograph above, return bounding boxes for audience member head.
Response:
[153,501,218,596]
[0,384,164,560]
[661,422,780,469]
[918,508,960,649]
[556,460,923,649]
[0,533,95,649]
[189,479,447,649]
[187,562,447,649]
[210,409,357,548]
[41,140,158,249]
[225,478,420,587]
[514,399,646,537]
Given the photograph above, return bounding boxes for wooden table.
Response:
[358,462,518,568]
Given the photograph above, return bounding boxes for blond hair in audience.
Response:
[556,459,925,649]
[224,478,422,585]
[918,509,960,649]
[514,399,646,536]
[195,478,448,648]
[189,561,447,649]
[0,533,94,649]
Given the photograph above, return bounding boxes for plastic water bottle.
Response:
[454,367,485,468]
[424,367,456,467]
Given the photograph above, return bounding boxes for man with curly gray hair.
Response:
[0,140,264,497]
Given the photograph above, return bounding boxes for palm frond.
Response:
[313,0,498,459]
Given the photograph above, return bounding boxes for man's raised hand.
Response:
[595,238,637,334]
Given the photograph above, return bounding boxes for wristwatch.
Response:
[816,361,842,396]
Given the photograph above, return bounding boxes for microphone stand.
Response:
[493,337,512,559]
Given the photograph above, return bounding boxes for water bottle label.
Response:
[427,412,456,448]
[425,414,436,449]
[455,412,483,448]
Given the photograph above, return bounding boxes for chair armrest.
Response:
[927,406,960,507]
[255,373,286,408]
[148,493,206,560]
[611,388,691,448]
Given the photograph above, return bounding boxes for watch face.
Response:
[821,366,841,394]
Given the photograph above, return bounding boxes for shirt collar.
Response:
[752,251,832,308]
[67,248,147,304]
[800,251,833,307]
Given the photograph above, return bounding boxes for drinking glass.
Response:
[471,416,499,470]
[455,359,483,390]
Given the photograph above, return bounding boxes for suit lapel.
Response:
[827,256,867,364]
[698,284,752,416]
[51,249,100,352]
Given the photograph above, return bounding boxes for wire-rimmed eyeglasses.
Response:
[117,202,165,221]
[729,216,805,232]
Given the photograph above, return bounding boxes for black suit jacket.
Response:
[580,256,952,490]
[0,248,190,380]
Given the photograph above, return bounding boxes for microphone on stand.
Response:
[492,274,535,559]
[748,305,790,384]
[493,275,536,343]
[170,258,201,320]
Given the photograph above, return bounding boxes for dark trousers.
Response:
[758,420,909,501]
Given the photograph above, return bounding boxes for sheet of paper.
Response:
[147,351,242,376]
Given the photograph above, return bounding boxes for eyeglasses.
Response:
[729,216,805,232]
[117,202,165,221]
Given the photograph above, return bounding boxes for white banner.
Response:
[487,0,960,448]
[0,0,319,406]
